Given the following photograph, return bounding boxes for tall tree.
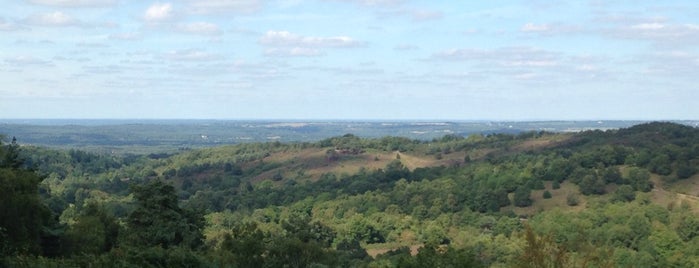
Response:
[124,180,204,250]
[514,186,533,207]
[0,137,51,256]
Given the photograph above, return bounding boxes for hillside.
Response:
[3,121,699,267]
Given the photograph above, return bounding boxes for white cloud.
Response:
[259,30,364,48]
[4,56,53,66]
[76,42,109,48]
[175,22,222,36]
[185,0,262,14]
[635,50,699,78]
[376,7,443,22]
[332,0,440,22]
[512,72,538,80]
[503,60,557,67]
[109,32,142,40]
[259,31,364,57]
[631,22,665,30]
[431,46,581,85]
[0,18,27,31]
[163,49,221,61]
[24,11,80,27]
[82,64,123,75]
[144,3,174,22]
[409,9,442,21]
[435,47,559,65]
[521,23,550,32]
[576,64,598,71]
[394,44,418,51]
[264,47,323,57]
[608,22,699,47]
[26,0,117,7]
[520,22,581,36]
[333,0,403,7]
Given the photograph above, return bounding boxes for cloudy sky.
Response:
[0,0,697,120]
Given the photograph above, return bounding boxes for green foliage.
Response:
[61,202,120,256]
[217,222,266,267]
[675,214,699,242]
[4,122,699,267]
[625,167,653,192]
[566,193,580,206]
[124,180,205,250]
[516,225,570,268]
[0,138,52,256]
[122,246,209,268]
[543,190,552,199]
[578,174,606,195]
[649,154,672,175]
[514,186,533,207]
[375,245,484,268]
[676,162,697,179]
[612,185,636,203]
[552,180,561,189]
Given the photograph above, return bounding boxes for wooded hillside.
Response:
[2,122,699,267]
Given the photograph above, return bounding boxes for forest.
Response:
[2,121,699,267]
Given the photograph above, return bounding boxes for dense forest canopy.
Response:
[1,122,699,267]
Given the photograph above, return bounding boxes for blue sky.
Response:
[1,0,697,120]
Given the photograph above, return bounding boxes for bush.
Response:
[566,193,579,206]
[612,185,635,202]
[514,187,533,207]
[552,181,561,189]
[542,190,552,199]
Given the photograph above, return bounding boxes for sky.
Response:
[0,0,697,120]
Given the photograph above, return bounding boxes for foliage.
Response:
[514,186,533,207]
[0,138,52,256]
[543,190,552,199]
[124,179,205,250]
[3,122,699,267]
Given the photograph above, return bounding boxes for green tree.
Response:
[62,202,120,255]
[542,190,552,199]
[566,193,580,206]
[676,215,699,242]
[552,180,561,189]
[124,180,204,250]
[612,185,636,202]
[601,166,622,184]
[626,167,652,192]
[579,174,606,195]
[648,154,672,175]
[515,225,569,268]
[0,137,52,256]
[217,222,267,268]
[676,162,696,179]
[514,186,533,207]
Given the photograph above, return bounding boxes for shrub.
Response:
[566,193,579,206]
[542,190,552,199]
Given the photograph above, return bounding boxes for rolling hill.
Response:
[3,121,699,267]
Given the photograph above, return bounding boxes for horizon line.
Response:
[2,118,697,122]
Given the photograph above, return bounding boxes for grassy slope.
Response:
[212,145,471,185]
[163,131,699,216]
[149,127,698,212]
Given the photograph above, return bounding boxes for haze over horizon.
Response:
[1,1,697,120]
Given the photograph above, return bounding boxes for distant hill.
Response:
[6,119,695,153]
